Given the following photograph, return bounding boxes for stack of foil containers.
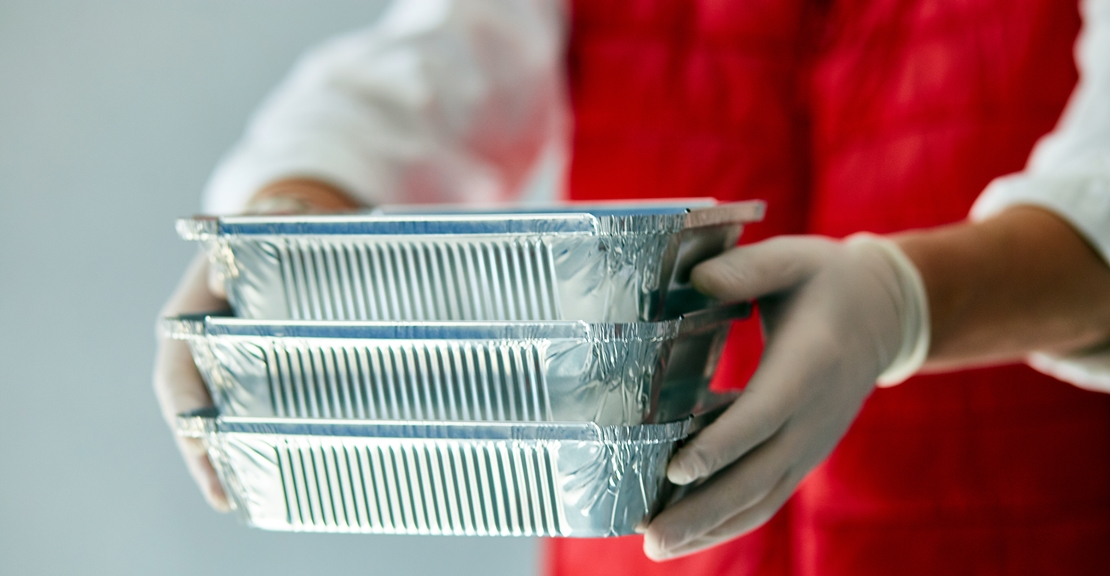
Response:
[169,199,764,537]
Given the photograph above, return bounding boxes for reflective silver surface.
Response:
[167,304,749,425]
[178,200,764,322]
[179,409,710,537]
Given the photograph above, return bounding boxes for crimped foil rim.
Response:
[162,303,749,342]
[175,200,765,240]
[179,411,694,444]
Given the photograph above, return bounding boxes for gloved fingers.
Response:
[690,236,833,302]
[177,436,229,512]
[647,428,793,557]
[645,470,798,561]
[154,330,230,513]
[153,338,215,426]
[154,253,229,512]
[664,391,784,485]
[667,304,838,484]
[154,255,224,425]
[206,259,228,299]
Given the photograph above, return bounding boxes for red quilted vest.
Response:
[550,1,1110,574]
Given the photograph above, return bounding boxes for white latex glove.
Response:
[643,234,929,560]
[153,254,231,511]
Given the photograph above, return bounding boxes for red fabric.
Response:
[550,0,1110,574]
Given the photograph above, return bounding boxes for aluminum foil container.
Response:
[178,408,718,537]
[178,200,764,322]
[166,304,749,426]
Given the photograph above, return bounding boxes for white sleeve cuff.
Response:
[1029,348,1110,394]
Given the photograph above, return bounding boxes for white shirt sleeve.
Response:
[970,0,1110,392]
[202,0,569,214]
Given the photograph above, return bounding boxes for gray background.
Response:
[0,1,539,574]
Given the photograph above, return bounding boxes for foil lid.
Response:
[179,200,764,239]
[181,413,695,444]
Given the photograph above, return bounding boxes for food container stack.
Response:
[170,199,764,537]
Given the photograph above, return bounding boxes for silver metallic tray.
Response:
[178,200,764,322]
[179,409,718,537]
[166,304,749,426]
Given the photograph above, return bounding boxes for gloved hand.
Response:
[642,234,929,560]
[153,179,359,511]
[153,254,231,510]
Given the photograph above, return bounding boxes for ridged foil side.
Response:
[224,231,695,322]
[179,201,765,322]
[183,416,692,537]
[184,334,668,425]
[271,436,567,535]
[270,236,561,321]
[257,340,552,421]
[169,307,745,425]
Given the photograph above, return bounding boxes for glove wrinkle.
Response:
[647,233,925,561]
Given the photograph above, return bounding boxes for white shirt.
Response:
[204,0,1110,391]
[203,0,569,214]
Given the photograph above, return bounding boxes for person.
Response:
[154,0,1110,573]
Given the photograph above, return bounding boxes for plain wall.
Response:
[0,1,539,574]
